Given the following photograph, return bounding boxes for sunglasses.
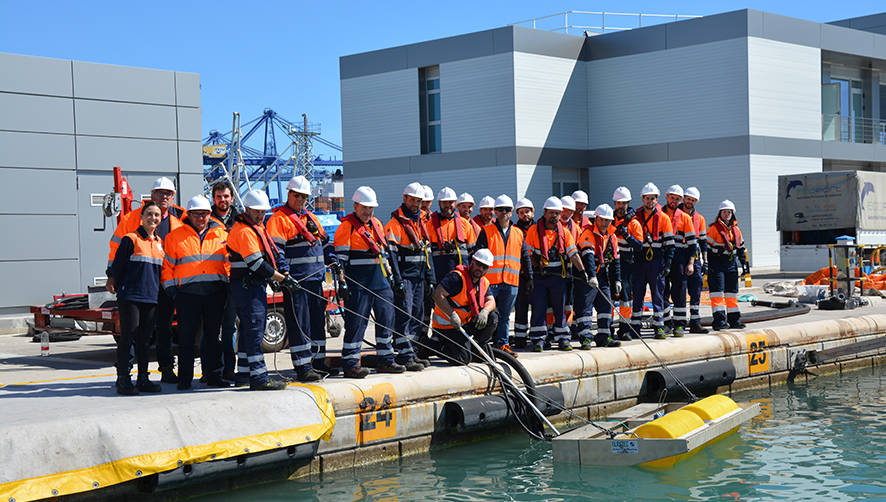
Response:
[494,207,512,212]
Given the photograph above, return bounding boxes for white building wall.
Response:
[440,53,515,152]
[516,164,553,209]
[749,155,823,268]
[340,68,419,162]
[748,38,822,140]
[514,53,588,149]
[587,38,750,149]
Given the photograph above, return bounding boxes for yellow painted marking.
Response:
[745,332,770,374]
[352,383,397,444]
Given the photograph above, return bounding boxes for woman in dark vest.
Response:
[108,201,165,395]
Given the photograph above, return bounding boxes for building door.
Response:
[822,83,840,141]
[851,82,865,143]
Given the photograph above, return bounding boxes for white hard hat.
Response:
[494,194,514,209]
[456,192,475,205]
[571,190,589,204]
[478,196,495,209]
[152,177,176,192]
[516,197,534,210]
[186,194,211,212]
[352,186,379,207]
[666,184,684,197]
[437,187,457,202]
[560,195,576,211]
[472,248,494,267]
[641,182,660,196]
[287,175,311,195]
[594,203,614,220]
[422,185,434,202]
[543,196,563,211]
[403,182,425,198]
[243,190,271,211]
[719,200,736,212]
[612,186,632,202]
[684,187,700,201]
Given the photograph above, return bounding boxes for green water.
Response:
[196,367,886,501]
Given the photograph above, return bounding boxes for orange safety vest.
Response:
[107,202,185,267]
[161,220,229,289]
[432,265,489,329]
[578,226,619,273]
[707,219,744,258]
[482,222,524,286]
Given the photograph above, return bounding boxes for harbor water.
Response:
[191,366,886,501]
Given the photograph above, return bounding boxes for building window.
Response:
[419,66,441,154]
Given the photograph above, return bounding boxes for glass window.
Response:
[428,125,441,153]
[428,93,440,122]
[419,66,441,154]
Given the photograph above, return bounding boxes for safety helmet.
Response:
[640,182,660,196]
[456,192,475,205]
[472,248,495,267]
[243,190,271,211]
[478,196,495,209]
[684,187,700,201]
[560,195,576,211]
[403,182,425,198]
[352,186,379,207]
[612,186,631,202]
[719,200,736,212]
[571,190,589,205]
[186,194,211,212]
[287,176,311,195]
[543,196,563,211]
[422,185,434,202]
[152,177,176,192]
[516,197,534,210]
[494,194,514,209]
[594,203,615,220]
[437,187,457,202]
[665,184,684,197]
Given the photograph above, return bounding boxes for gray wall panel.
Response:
[73,61,175,105]
[407,29,498,69]
[0,215,78,260]
[74,99,177,139]
[175,72,200,107]
[178,141,203,174]
[76,136,178,173]
[820,24,876,58]
[757,12,821,47]
[178,173,204,201]
[512,26,585,60]
[0,52,72,97]
[666,10,749,49]
[514,53,586,150]
[0,260,80,310]
[0,168,76,215]
[0,92,74,134]
[176,107,202,141]
[586,24,667,60]
[0,131,75,169]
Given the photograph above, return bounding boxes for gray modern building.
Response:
[0,52,202,312]
[339,9,886,271]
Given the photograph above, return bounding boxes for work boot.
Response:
[136,376,161,393]
[250,377,288,391]
[728,320,746,329]
[654,327,667,339]
[711,322,726,331]
[312,361,340,377]
[177,379,192,390]
[343,366,370,379]
[234,373,250,387]
[672,326,685,338]
[527,341,543,353]
[222,369,237,382]
[414,357,431,368]
[558,340,573,351]
[663,323,674,335]
[402,360,425,372]
[376,362,406,374]
[160,366,178,384]
[603,337,621,348]
[579,338,593,350]
[513,338,527,349]
[498,344,518,358]
[617,332,632,341]
[116,378,139,396]
[205,375,232,388]
[296,368,322,382]
[689,323,709,334]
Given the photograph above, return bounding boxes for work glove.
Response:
[742,263,751,277]
[587,275,599,289]
[658,264,670,281]
[475,309,489,330]
[614,281,622,297]
[526,276,534,295]
[268,280,282,292]
[615,225,628,239]
[281,274,301,293]
[337,280,350,304]
[424,280,436,299]
[450,313,463,331]
[330,262,342,275]
[393,280,406,300]
[702,262,709,276]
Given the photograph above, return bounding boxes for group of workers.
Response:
[105,174,749,395]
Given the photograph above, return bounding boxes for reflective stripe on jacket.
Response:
[432,267,490,329]
[162,220,229,292]
[481,222,523,286]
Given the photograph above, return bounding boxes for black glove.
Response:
[702,263,709,276]
[337,280,349,304]
[268,280,282,292]
[658,264,670,281]
[425,281,436,299]
[742,263,751,277]
[393,279,406,300]
[281,274,300,292]
[526,276,534,295]
[615,225,628,239]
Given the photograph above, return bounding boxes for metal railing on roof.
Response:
[822,114,886,145]
[510,10,702,35]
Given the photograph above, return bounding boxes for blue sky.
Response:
[2,0,883,160]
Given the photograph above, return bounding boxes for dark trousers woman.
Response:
[117,300,157,383]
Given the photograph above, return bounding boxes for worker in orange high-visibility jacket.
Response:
[266,175,338,382]
[619,183,674,339]
[575,204,622,349]
[474,195,530,357]
[475,196,495,231]
[227,190,291,391]
[571,190,591,229]
[681,187,709,334]
[511,198,535,349]
[661,185,697,338]
[419,185,435,340]
[608,186,636,340]
[706,200,749,330]
[106,176,185,384]
[431,249,498,365]
[456,192,483,238]
[209,181,241,382]
[559,196,580,336]
[427,187,477,282]
[524,197,589,352]
[162,195,230,390]
[335,186,406,378]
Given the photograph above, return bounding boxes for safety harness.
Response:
[343,213,389,277]
[431,212,466,265]
[636,207,659,262]
[537,219,567,277]
[392,207,433,269]
[455,264,484,317]
[713,218,740,259]
[242,219,278,269]
[278,205,320,246]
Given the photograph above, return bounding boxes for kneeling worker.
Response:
[575,204,622,349]
[431,249,498,365]
[227,190,293,391]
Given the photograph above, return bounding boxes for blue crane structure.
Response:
[202,108,342,207]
